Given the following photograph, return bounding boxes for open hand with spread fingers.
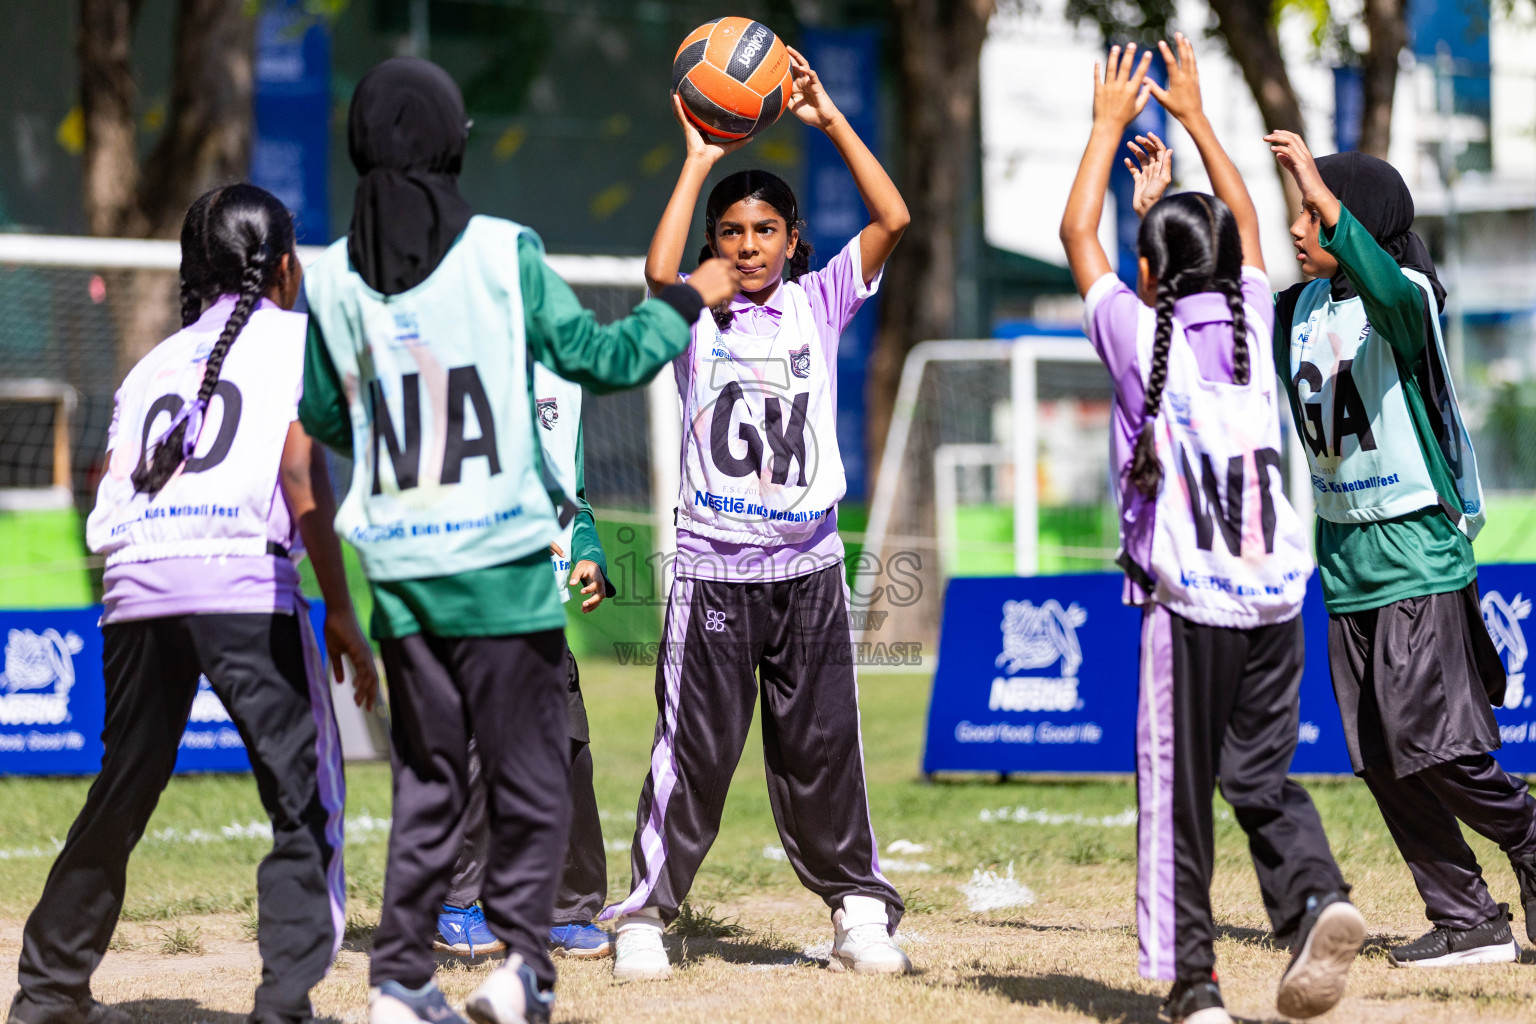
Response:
[1127,133,1173,215]
[1093,43,1154,132]
[1148,32,1204,125]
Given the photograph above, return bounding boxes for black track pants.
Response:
[600,567,902,928]
[1137,607,1346,982]
[1328,581,1536,928]
[1362,755,1536,929]
[10,614,344,1024]
[371,630,569,991]
[446,648,607,926]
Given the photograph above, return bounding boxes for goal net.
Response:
[859,335,1318,653]
[0,235,670,639]
[857,337,1120,652]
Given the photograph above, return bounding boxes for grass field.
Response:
[2,663,1536,1023]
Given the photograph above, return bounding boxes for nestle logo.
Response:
[737,27,768,65]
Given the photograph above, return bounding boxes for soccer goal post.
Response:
[860,334,1316,651]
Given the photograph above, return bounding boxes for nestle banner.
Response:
[925,566,1536,775]
[0,604,332,776]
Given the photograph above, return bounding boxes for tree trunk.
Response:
[78,0,143,238]
[1359,0,1406,159]
[1204,0,1307,217]
[866,0,994,495]
[77,0,256,372]
[139,0,256,238]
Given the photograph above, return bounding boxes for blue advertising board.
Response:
[800,26,880,499]
[252,1,331,244]
[0,603,331,776]
[926,565,1536,775]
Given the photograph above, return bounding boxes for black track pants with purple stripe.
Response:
[11,613,345,1024]
[1137,607,1346,982]
[601,565,903,928]
[371,629,570,992]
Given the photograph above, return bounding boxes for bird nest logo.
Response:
[989,600,1088,714]
[1482,590,1531,710]
[0,628,84,726]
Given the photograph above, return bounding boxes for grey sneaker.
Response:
[1276,891,1365,1018]
[1387,905,1520,968]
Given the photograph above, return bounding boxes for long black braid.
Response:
[695,169,814,330]
[1127,192,1248,498]
[1129,272,1181,497]
[133,184,296,494]
[1221,278,1250,386]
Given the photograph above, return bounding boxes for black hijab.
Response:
[347,58,474,296]
[1316,151,1446,313]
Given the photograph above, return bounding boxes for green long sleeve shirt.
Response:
[300,230,683,637]
[1274,205,1476,614]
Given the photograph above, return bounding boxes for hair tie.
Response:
[159,397,207,460]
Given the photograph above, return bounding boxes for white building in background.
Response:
[982,0,1536,334]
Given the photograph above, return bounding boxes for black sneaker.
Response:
[1276,890,1366,1018]
[1387,905,1520,968]
[1162,977,1233,1024]
[1511,854,1536,943]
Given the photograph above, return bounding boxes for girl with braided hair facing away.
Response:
[1266,129,1536,967]
[1060,36,1364,1023]
[10,184,377,1024]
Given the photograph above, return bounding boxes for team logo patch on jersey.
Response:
[536,397,558,431]
[789,344,811,379]
[0,628,83,726]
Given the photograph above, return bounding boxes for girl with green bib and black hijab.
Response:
[1267,131,1536,968]
[299,57,740,1024]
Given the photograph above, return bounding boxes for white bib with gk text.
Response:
[675,280,845,545]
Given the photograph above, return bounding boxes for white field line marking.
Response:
[978,805,1138,827]
[0,812,392,861]
[885,839,928,854]
[960,862,1036,912]
[881,858,933,873]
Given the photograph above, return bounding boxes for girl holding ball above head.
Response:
[599,45,911,981]
[1059,36,1364,1023]
[1267,128,1536,968]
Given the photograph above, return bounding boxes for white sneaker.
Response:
[611,913,672,983]
[828,896,911,975]
[465,952,555,1024]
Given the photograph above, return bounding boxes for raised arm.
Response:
[784,46,909,284]
[644,94,748,295]
[1060,44,1153,296]
[1150,33,1263,271]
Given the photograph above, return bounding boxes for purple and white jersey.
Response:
[89,296,306,623]
[673,234,880,582]
[1084,269,1310,627]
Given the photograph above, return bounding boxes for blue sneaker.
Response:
[368,980,467,1024]
[434,903,506,959]
[548,922,613,959]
